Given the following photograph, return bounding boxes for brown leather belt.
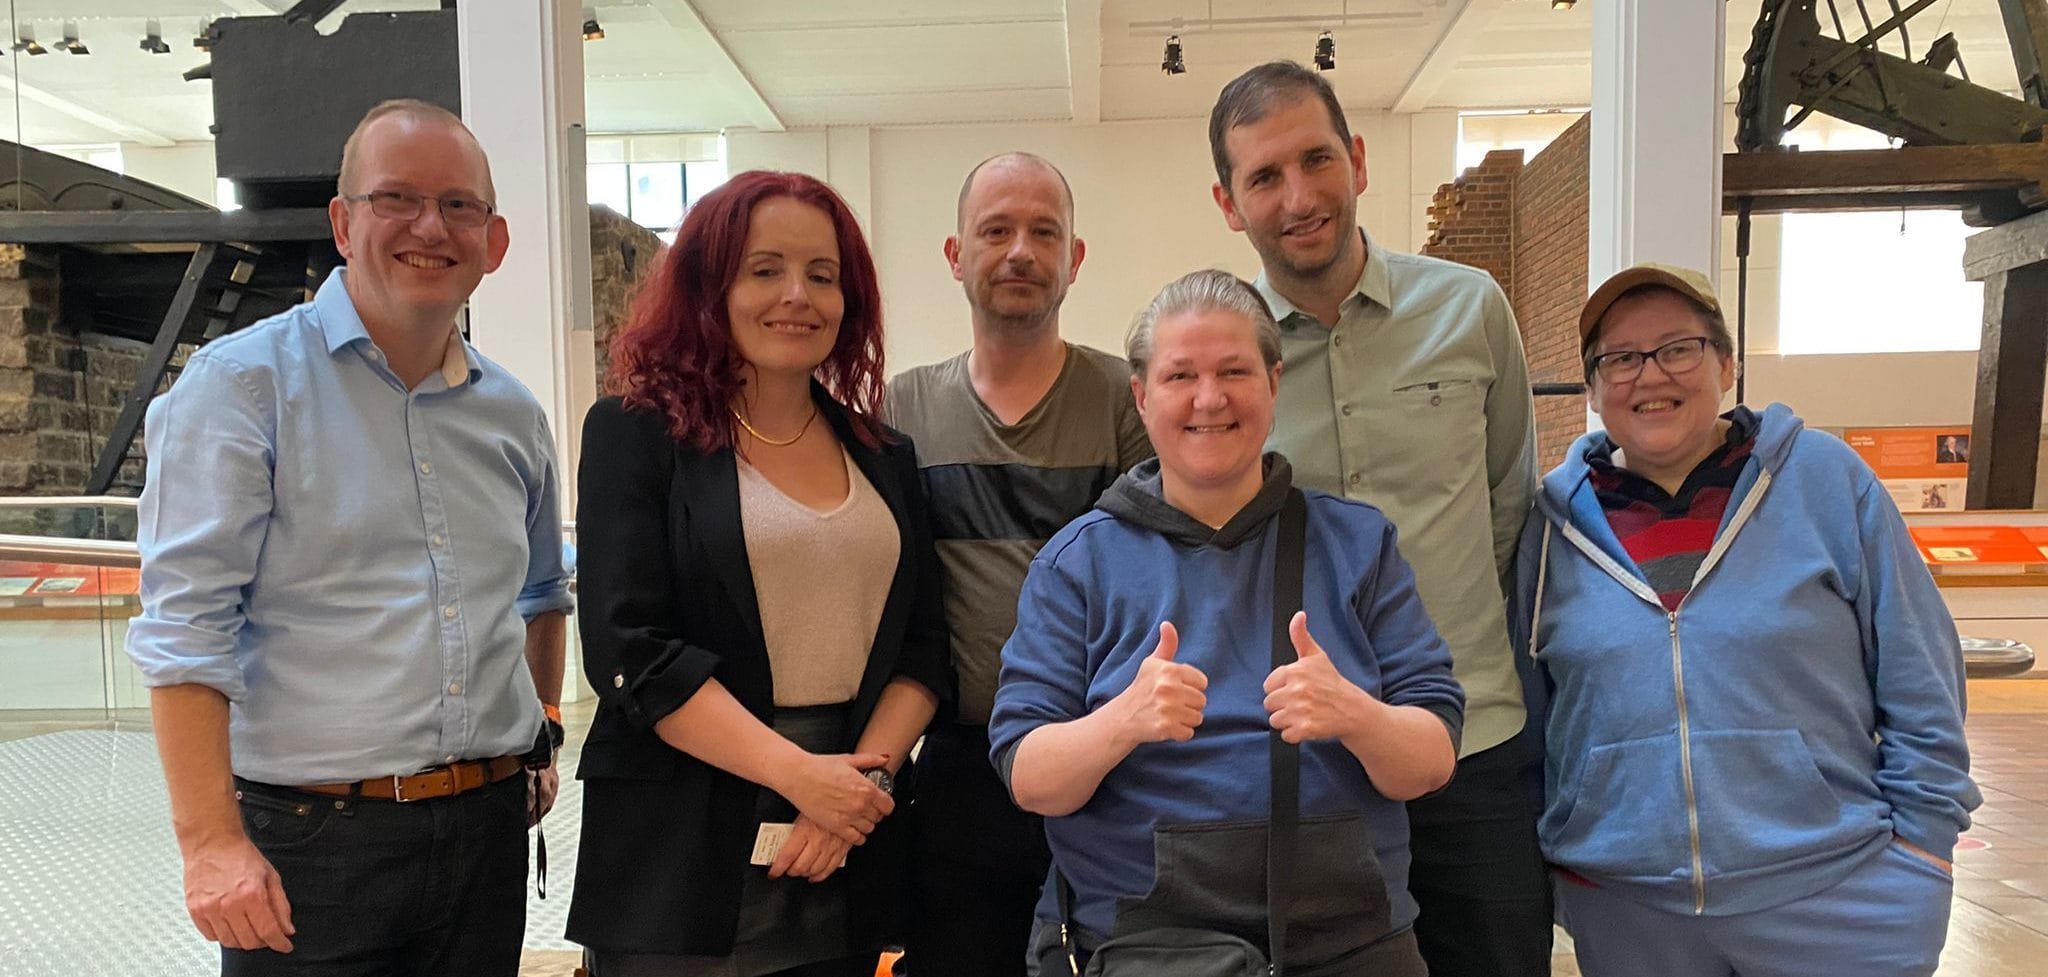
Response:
[295,755,525,802]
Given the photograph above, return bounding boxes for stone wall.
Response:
[589,204,665,385]
[0,206,662,506]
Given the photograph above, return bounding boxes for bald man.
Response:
[127,99,571,976]
[886,153,1150,976]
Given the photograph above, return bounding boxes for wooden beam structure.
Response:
[1722,144,2048,225]
[1724,143,2048,508]
[1964,210,2048,509]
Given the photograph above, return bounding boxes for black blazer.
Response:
[565,391,952,957]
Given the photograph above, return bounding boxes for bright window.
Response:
[1776,209,1982,354]
[1773,120,1982,355]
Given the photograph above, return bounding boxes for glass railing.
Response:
[0,496,146,741]
[0,499,586,740]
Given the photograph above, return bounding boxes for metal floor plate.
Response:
[0,729,584,976]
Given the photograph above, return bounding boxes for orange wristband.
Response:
[541,702,562,725]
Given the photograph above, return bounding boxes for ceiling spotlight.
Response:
[1551,0,1576,8]
[582,19,604,41]
[1313,30,1336,71]
[141,20,170,55]
[1162,34,1185,75]
[10,27,45,56]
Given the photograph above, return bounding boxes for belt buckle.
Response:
[391,773,417,803]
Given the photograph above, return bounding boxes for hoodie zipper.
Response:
[1553,469,1774,917]
[1667,609,1705,914]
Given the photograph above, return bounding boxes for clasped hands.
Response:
[1107,612,1375,747]
[770,750,894,883]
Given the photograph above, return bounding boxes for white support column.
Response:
[456,0,592,495]
[459,2,594,703]
[1587,0,1725,429]
[1588,0,1725,281]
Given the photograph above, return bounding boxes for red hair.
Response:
[606,170,888,451]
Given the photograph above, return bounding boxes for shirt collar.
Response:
[314,268,480,389]
[1251,228,1392,325]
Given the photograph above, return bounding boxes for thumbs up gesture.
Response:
[1264,612,1372,744]
[1110,622,1209,747]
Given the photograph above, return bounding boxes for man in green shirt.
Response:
[888,152,1151,977]
[1207,62,1545,977]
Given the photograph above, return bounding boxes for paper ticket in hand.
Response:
[749,822,849,869]
[751,822,794,866]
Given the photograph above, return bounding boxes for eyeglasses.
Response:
[1586,336,1716,384]
[342,190,494,228]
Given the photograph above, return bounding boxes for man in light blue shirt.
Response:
[125,99,572,976]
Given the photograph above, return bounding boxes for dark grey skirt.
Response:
[585,703,856,977]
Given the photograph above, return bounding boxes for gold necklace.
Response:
[730,404,817,447]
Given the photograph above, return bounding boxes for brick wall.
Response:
[1512,116,1592,470]
[1423,148,1522,299]
[1421,119,1592,471]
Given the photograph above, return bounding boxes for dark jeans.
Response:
[221,773,530,977]
[905,723,1051,977]
[1405,730,1554,977]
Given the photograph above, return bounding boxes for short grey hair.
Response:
[1126,269,1283,379]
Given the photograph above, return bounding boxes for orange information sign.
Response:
[1844,426,1972,480]
[1908,526,2047,568]
[0,561,139,598]
[2022,527,2048,563]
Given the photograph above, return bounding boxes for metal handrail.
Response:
[0,534,140,569]
[0,495,138,509]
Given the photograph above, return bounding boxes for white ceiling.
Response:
[0,0,2026,146]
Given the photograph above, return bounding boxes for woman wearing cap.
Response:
[1513,264,1978,976]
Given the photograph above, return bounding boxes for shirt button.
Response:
[447,682,463,695]
[444,755,456,764]
[418,462,433,476]
[1348,473,1362,486]
[1333,335,1344,348]
[613,674,625,689]
[1340,404,1353,417]
[1430,394,1443,406]
[431,534,446,547]
[442,605,457,619]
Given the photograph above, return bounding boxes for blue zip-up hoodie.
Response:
[1513,403,1978,917]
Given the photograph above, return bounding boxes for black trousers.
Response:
[222,773,530,977]
[1404,729,1554,977]
[904,723,1051,977]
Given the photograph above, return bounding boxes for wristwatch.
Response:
[864,767,895,796]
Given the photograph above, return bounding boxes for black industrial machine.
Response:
[1726,0,2048,510]
[0,1,458,494]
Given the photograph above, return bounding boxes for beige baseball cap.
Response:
[1578,262,1721,351]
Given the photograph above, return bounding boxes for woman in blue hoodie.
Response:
[988,270,1464,976]
[1516,263,1978,977]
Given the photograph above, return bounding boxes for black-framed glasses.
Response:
[1586,336,1716,384]
[342,190,494,228]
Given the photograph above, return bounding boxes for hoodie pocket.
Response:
[1544,733,1693,880]
[1546,729,1855,883]
[1689,728,1855,876]
[1112,815,1395,970]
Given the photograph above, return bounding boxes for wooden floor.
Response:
[519,681,2048,977]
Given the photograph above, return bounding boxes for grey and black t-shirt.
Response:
[887,344,1153,723]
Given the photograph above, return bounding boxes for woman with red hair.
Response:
[568,170,950,977]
